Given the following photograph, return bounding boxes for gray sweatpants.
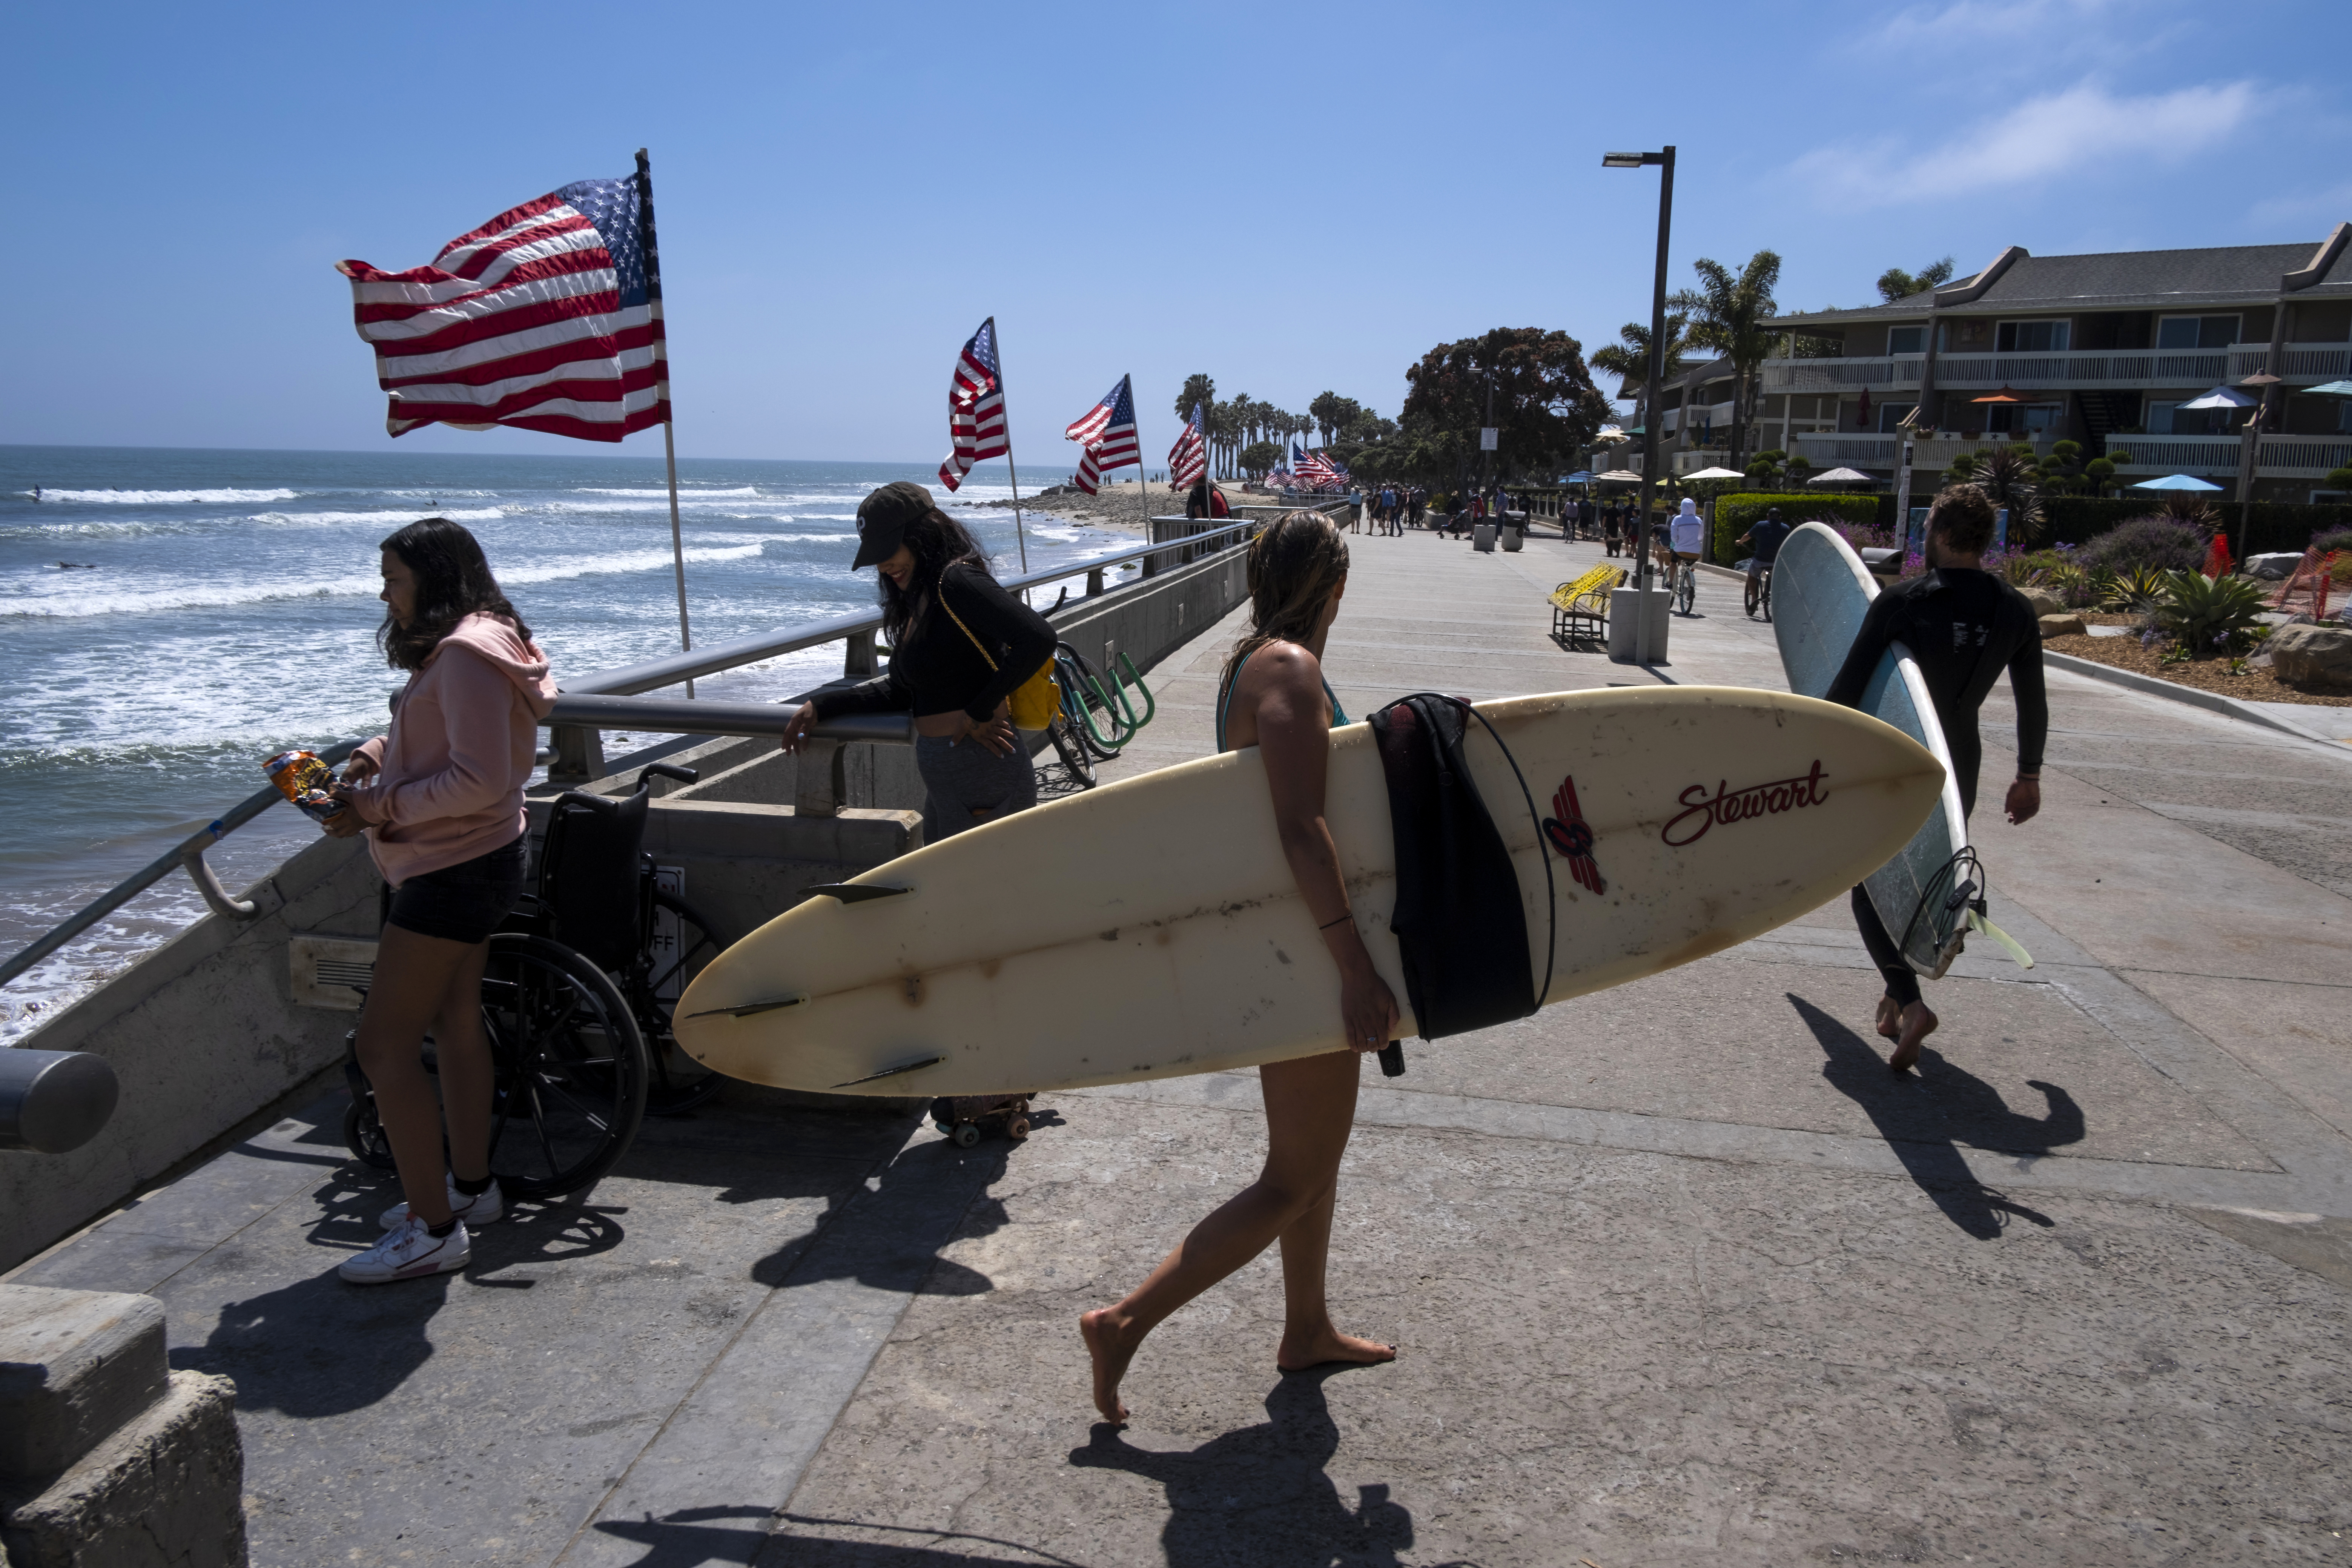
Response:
[914,733,1038,842]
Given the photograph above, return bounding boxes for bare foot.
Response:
[1889,1002,1938,1072]
[1276,1324,1397,1374]
[1080,1307,1142,1423]
[1875,995,1902,1043]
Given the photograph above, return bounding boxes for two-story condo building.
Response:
[1739,228,2352,502]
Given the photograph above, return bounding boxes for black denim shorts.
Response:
[382,834,528,944]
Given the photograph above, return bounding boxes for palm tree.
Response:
[1588,314,1687,460]
[1671,250,1782,471]
[1876,257,1956,306]
[1971,444,2042,547]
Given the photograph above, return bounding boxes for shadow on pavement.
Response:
[749,1133,1011,1296]
[1067,1367,1420,1567]
[1792,993,2080,1241]
[169,1174,626,1417]
[592,1503,1090,1566]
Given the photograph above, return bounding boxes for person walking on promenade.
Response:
[1409,487,1426,530]
[780,482,1055,842]
[1824,484,2047,1070]
[1602,501,1622,557]
[324,518,557,1284]
[1186,478,1231,521]
[1081,509,1400,1424]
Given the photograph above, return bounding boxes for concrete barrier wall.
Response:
[0,536,1255,1272]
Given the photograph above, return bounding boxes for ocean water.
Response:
[0,444,1131,1041]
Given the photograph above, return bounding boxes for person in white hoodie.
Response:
[319,518,557,1285]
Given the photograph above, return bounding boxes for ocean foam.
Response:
[28,487,305,505]
[579,486,761,498]
[0,542,766,617]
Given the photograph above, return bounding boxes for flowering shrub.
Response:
[2076,514,2209,576]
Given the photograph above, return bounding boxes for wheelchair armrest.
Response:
[638,762,700,791]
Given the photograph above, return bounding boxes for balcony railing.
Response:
[2103,432,2352,476]
[1789,433,2053,469]
[1762,344,2352,395]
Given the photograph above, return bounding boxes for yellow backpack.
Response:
[937,576,1061,731]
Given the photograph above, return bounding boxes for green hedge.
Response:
[2040,496,2352,555]
[1709,493,1879,564]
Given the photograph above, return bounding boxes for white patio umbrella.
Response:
[1593,469,1646,483]
[2178,385,2254,411]
[1807,467,1877,485]
[1682,466,1746,481]
[2128,473,2225,492]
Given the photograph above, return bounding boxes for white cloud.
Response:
[1785,80,2255,209]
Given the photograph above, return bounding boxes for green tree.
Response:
[1875,257,1956,305]
[1587,314,1688,457]
[1176,373,1214,423]
[1399,326,1610,487]
[1746,448,1788,489]
[2324,464,2352,492]
[1671,250,1782,470]
[1239,440,1281,477]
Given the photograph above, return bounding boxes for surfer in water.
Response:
[1081,509,1401,1424]
[1824,483,2047,1070]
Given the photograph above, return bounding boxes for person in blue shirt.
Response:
[1737,506,1793,594]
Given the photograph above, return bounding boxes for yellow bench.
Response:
[1549,565,1626,642]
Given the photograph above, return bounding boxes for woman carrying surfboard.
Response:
[1081,509,1401,1424]
[778,482,1056,840]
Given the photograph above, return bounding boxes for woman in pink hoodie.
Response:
[320,518,557,1285]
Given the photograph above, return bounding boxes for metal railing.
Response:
[0,519,1264,993]
[1763,344,2352,395]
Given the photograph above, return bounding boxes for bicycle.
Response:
[340,763,727,1198]
[1744,561,1774,622]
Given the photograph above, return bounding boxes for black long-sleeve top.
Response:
[812,562,1056,724]
[1824,567,2048,818]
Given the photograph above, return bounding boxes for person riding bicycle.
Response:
[778,482,1056,842]
[1737,506,1793,596]
[1656,496,1705,605]
[322,518,557,1284]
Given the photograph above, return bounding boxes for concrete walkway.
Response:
[12,525,2352,1566]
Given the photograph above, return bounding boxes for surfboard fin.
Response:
[832,1054,947,1088]
[804,882,912,904]
[686,994,808,1020]
[1966,908,2034,970]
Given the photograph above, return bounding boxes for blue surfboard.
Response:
[1770,522,1978,977]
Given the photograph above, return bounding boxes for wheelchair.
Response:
[340,762,735,1200]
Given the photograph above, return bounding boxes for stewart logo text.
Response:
[1660,760,1829,848]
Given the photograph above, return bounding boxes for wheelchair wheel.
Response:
[341,1098,395,1172]
[479,932,648,1200]
[636,891,734,1116]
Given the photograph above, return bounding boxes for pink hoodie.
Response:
[345,613,559,888]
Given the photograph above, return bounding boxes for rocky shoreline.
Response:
[976,483,1163,535]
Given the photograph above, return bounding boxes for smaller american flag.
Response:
[938,318,1008,491]
[1169,403,1208,490]
[1065,375,1141,495]
[1293,445,1345,491]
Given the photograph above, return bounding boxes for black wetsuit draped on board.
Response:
[1823,567,2049,1006]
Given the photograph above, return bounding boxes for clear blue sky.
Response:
[8,0,2347,468]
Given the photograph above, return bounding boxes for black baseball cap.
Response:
[852,481,933,569]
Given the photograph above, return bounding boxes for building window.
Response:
[2147,400,2234,436]
[1877,404,1918,433]
[1887,325,1927,355]
[1987,401,2065,436]
[2156,315,2239,350]
[1994,321,2071,353]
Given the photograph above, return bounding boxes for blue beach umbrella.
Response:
[2300,380,2352,399]
[2129,473,2226,491]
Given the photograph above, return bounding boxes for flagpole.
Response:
[987,316,1031,582]
[637,148,694,698]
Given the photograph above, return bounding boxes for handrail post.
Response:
[180,850,257,921]
[795,739,846,818]
[844,630,877,676]
[548,726,605,787]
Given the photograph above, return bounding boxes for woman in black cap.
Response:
[778,482,1055,838]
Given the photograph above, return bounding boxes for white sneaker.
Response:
[378,1176,503,1232]
[340,1213,471,1284]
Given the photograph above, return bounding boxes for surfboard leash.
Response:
[1902,844,1985,980]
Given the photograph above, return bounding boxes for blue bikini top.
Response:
[1214,645,1348,753]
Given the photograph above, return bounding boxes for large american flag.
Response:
[1169,403,1208,490]
[339,172,667,441]
[1293,444,1346,491]
[938,318,1008,491]
[1065,375,1141,495]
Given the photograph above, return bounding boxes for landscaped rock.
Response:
[2267,624,2352,688]
[2038,613,2088,639]
[2020,587,2067,617]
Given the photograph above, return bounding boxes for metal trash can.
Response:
[1500,526,1523,553]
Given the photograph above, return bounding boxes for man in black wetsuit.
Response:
[1824,483,2048,1071]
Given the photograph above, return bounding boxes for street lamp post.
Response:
[1604,146,1674,665]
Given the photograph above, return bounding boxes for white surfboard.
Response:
[1769,522,1977,976]
[674,687,1944,1097]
